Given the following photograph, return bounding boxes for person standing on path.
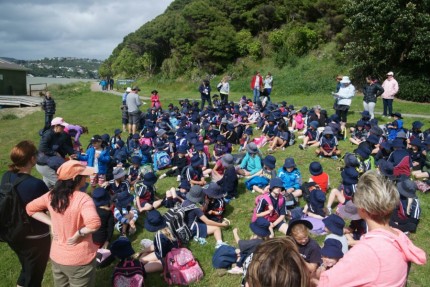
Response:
[126,86,142,135]
[41,91,56,133]
[250,71,263,103]
[381,71,399,117]
[362,75,384,119]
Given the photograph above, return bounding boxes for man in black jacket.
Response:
[41,91,56,133]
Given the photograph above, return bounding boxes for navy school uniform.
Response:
[154,232,179,261]
[255,193,286,228]
[182,200,208,238]
[297,238,322,266]
[205,198,225,222]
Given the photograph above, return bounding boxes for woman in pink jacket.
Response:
[26,160,101,287]
[381,71,399,117]
[317,170,426,287]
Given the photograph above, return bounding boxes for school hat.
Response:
[283,157,296,169]
[125,87,132,92]
[322,214,345,236]
[269,177,284,190]
[263,155,276,169]
[343,153,360,168]
[337,201,361,220]
[115,191,134,209]
[354,147,371,160]
[246,142,259,154]
[391,139,404,148]
[132,133,140,140]
[366,134,379,145]
[356,120,365,127]
[221,154,234,167]
[110,237,135,259]
[396,131,407,140]
[380,141,392,151]
[370,126,383,137]
[91,134,102,143]
[321,239,344,259]
[300,107,308,114]
[410,138,423,147]
[92,187,110,207]
[309,161,323,176]
[391,112,403,119]
[57,160,95,180]
[360,111,371,118]
[194,142,204,151]
[322,126,334,135]
[309,121,319,129]
[179,181,191,190]
[412,121,424,129]
[156,141,167,150]
[249,217,271,237]
[144,210,167,232]
[51,117,67,127]
[216,135,226,143]
[186,185,205,203]
[156,129,167,137]
[341,167,359,185]
[190,154,203,167]
[202,182,224,199]
[397,179,417,198]
[377,159,394,178]
[131,156,141,165]
[177,145,188,154]
[141,144,152,153]
[113,168,126,180]
[143,172,157,186]
[286,219,313,236]
[116,140,125,148]
[114,129,122,136]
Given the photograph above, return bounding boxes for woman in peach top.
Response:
[26,160,101,287]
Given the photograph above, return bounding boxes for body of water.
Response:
[26,76,96,95]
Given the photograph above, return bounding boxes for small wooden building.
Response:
[0,59,29,95]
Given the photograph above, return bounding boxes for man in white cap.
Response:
[381,71,399,117]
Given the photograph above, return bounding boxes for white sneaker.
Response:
[228,266,244,275]
[176,175,181,181]
[215,241,228,249]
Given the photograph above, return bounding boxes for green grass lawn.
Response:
[0,81,429,286]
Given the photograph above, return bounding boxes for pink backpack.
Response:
[112,259,145,287]
[164,248,203,285]
[251,193,285,223]
[139,137,153,147]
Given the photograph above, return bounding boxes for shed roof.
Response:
[0,59,30,71]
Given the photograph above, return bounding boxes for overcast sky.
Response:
[0,0,174,60]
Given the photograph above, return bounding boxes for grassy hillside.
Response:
[0,53,429,286]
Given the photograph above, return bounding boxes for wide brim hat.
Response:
[179,181,191,190]
[92,187,110,207]
[354,147,371,160]
[57,160,95,181]
[309,121,319,129]
[115,191,134,209]
[186,185,205,203]
[322,126,334,135]
[322,214,345,236]
[360,111,371,118]
[309,161,323,176]
[283,157,296,169]
[131,86,141,91]
[377,159,394,178]
[221,154,234,167]
[412,121,424,129]
[263,155,276,169]
[110,237,135,259]
[391,139,404,148]
[194,142,204,151]
[391,112,403,119]
[143,172,158,186]
[131,156,141,165]
[286,219,313,235]
[410,138,423,147]
[337,201,361,220]
[341,167,359,185]
[177,145,188,154]
[269,177,284,190]
[249,217,271,237]
[190,154,203,167]
[114,129,122,136]
[246,142,259,154]
[202,182,224,199]
[397,179,417,198]
[340,76,351,84]
[321,238,344,259]
[156,141,167,150]
[125,87,132,92]
[396,131,407,139]
[144,210,167,232]
[370,126,383,137]
[132,133,140,139]
[366,134,379,145]
[91,134,102,143]
[113,168,126,180]
[216,135,226,143]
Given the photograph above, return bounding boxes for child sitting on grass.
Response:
[315,127,341,160]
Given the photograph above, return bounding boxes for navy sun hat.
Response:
[131,156,141,165]
[114,128,122,136]
[156,141,167,150]
[101,134,110,143]
[356,120,365,127]
[410,137,423,147]
[263,155,276,169]
[143,172,158,186]
[341,167,359,185]
[221,154,234,167]
[283,157,296,169]
[92,187,110,207]
[116,140,125,148]
[392,112,403,119]
[110,237,135,259]
[309,121,319,129]
[113,168,127,180]
[391,138,405,148]
[186,185,205,203]
[179,180,191,190]
[323,214,345,236]
[397,179,417,198]
[190,154,203,167]
[412,121,424,129]
[115,191,134,209]
[269,177,284,190]
[380,141,392,151]
[194,142,204,151]
[202,182,224,199]
[321,238,344,259]
[354,147,371,160]
[216,135,226,143]
[91,134,102,143]
[286,219,313,235]
[177,145,188,154]
[144,210,167,232]
[370,126,383,137]
[366,134,379,145]
[249,217,271,237]
[396,131,407,139]
[322,126,334,135]
[360,110,371,118]
[132,133,140,140]
[309,161,323,176]
[377,159,394,178]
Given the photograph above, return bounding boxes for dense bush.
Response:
[396,74,430,103]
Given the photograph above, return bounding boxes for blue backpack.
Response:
[155,151,171,170]
[212,245,237,269]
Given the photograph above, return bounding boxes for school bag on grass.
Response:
[164,203,199,244]
[164,247,203,286]
[155,151,171,170]
[251,193,285,223]
[112,258,145,287]
[0,173,31,242]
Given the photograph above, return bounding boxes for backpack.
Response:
[288,132,295,146]
[134,181,148,197]
[164,248,203,286]
[0,173,31,242]
[212,245,237,269]
[163,203,199,244]
[112,258,145,287]
[251,193,285,223]
[139,137,153,147]
[155,151,171,170]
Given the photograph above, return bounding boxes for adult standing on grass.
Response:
[199,79,212,109]
[317,171,427,287]
[41,91,56,134]
[250,71,263,103]
[1,141,51,287]
[332,76,355,125]
[381,71,399,117]
[362,75,384,119]
[26,160,101,287]
[126,86,142,135]
[263,72,273,103]
[217,76,230,105]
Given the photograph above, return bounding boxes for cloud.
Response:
[0,0,173,60]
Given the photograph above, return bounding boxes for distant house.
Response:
[0,59,30,95]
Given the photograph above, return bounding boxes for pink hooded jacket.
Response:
[318,228,426,287]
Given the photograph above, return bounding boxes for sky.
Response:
[0,0,174,60]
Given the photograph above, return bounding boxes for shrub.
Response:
[396,74,430,103]
[1,114,18,120]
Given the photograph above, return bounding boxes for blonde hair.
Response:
[354,170,399,224]
[291,223,310,238]
[245,237,310,287]
[160,226,177,242]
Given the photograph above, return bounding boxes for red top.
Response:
[311,172,329,193]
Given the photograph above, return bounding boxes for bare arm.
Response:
[30,211,51,226]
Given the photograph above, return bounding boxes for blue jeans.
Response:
[253,88,260,103]
[383,99,393,116]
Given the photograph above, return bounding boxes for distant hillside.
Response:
[1,57,102,79]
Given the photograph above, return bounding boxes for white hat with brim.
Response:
[340,76,351,84]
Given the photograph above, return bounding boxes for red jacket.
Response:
[250,75,263,89]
